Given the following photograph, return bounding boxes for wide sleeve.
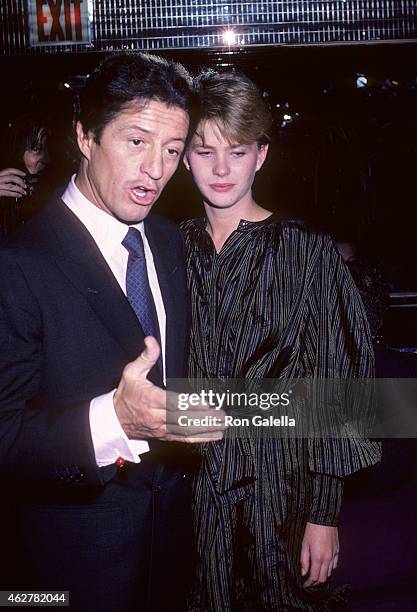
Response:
[308,473,344,526]
[306,236,381,482]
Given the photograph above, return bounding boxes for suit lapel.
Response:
[47,199,148,363]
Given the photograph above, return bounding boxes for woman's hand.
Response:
[0,168,27,198]
[300,522,339,587]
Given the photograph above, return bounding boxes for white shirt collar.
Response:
[61,175,145,260]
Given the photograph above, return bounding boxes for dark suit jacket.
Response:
[0,195,191,610]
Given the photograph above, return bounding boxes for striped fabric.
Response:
[181,215,381,611]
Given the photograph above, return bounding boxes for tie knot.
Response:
[122,227,145,259]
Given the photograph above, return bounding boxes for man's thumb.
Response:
[132,336,161,378]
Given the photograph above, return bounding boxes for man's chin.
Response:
[115,205,155,225]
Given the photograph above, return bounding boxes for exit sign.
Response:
[27,0,91,47]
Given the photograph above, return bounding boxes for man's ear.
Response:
[76,121,93,161]
[183,151,191,171]
[255,143,269,172]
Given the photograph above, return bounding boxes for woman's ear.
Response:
[255,143,269,172]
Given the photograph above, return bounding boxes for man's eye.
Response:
[167,148,180,157]
[196,151,211,157]
[131,139,143,146]
[232,151,246,157]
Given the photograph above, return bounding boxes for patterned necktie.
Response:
[122,227,162,373]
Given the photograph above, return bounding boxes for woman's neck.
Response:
[204,199,271,252]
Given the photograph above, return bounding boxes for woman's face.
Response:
[184,120,268,210]
[23,133,49,175]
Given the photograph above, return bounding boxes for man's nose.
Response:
[140,148,164,180]
[213,155,230,177]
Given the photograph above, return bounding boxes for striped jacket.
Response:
[182,217,381,611]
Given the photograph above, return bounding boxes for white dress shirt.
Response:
[62,175,166,465]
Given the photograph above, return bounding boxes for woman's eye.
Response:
[196,151,211,157]
[232,151,246,157]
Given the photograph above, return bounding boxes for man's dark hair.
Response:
[78,52,196,142]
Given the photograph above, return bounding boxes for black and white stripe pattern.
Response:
[181,216,380,610]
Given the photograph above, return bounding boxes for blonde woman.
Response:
[181,69,380,611]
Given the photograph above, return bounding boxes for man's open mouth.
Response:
[129,185,157,205]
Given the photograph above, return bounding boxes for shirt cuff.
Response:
[308,473,344,526]
[89,390,150,467]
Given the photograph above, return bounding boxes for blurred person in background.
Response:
[334,239,417,494]
[0,109,50,238]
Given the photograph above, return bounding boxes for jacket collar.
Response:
[46,197,171,385]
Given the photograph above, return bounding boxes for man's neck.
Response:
[74,167,92,205]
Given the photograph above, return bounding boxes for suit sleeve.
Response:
[0,248,107,489]
[306,236,381,525]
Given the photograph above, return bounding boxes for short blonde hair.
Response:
[194,69,272,145]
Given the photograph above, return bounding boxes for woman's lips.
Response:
[209,183,234,193]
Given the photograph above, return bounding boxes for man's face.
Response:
[76,99,189,223]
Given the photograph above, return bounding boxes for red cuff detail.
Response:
[115,456,126,468]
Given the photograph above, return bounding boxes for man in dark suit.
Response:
[0,53,221,612]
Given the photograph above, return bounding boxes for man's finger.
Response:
[166,405,226,423]
[165,421,225,437]
[165,431,224,443]
[165,405,225,431]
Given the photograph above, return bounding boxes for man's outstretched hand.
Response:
[114,336,224,443]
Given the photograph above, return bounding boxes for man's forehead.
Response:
[120,98,153,114]
[119,98,188,118]
[110,98,189,132]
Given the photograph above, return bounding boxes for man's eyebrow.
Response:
[119,124,186,143]
[119,124,151,134]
